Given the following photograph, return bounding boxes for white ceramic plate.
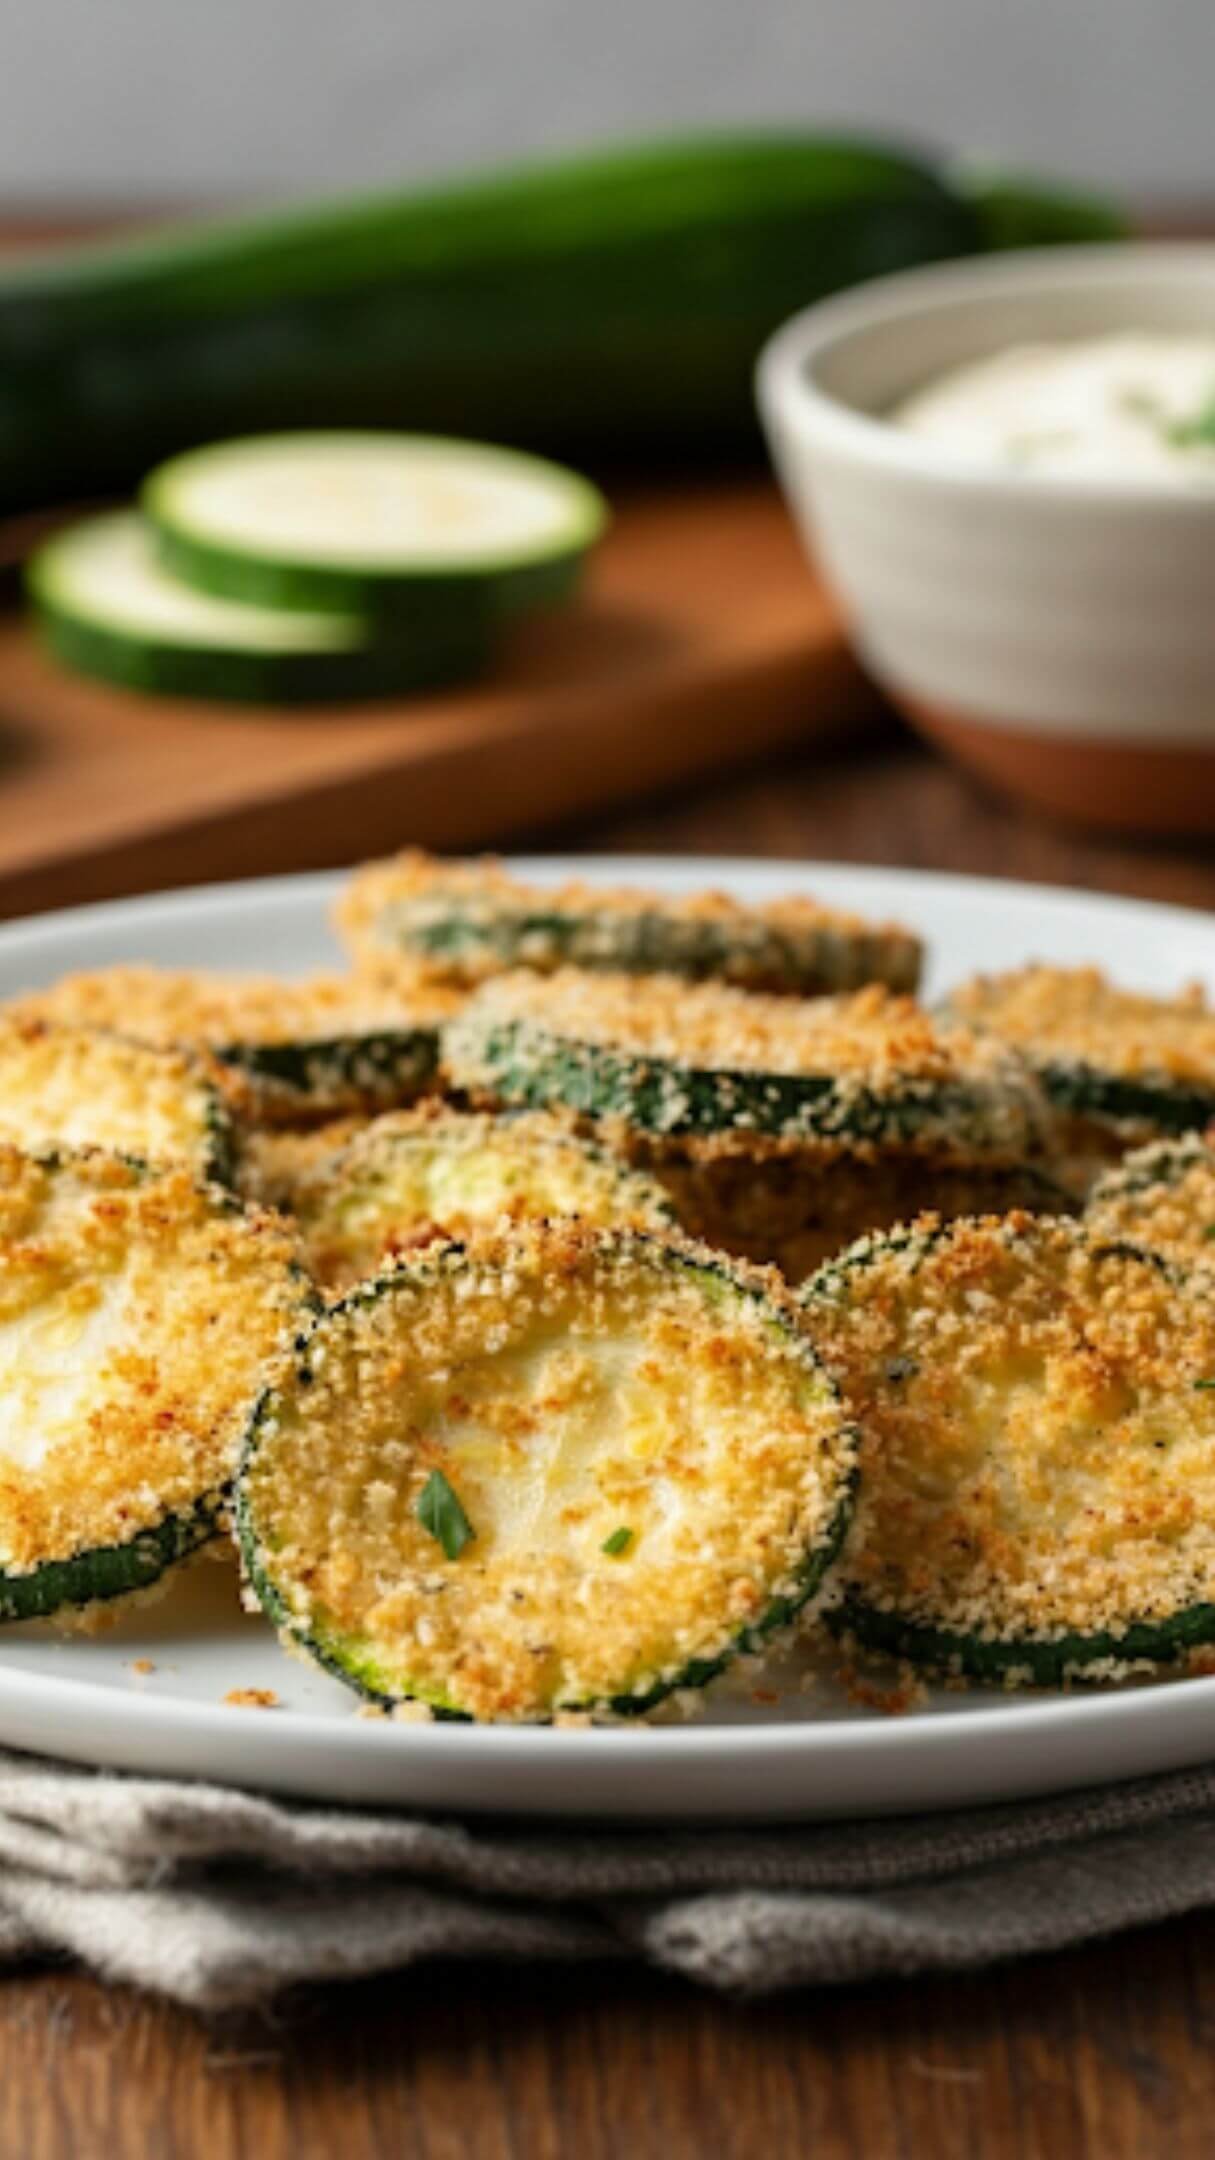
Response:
[0,855,1212,1822]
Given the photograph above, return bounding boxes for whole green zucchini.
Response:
[0,134,981,509]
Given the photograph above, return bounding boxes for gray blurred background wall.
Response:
[0,0,1209,206]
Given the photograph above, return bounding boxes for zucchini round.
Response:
[443,971,1050,1153]
[1086,1135,1215,1264]
[802,1214,1215,1683]
[943,966,1215,1143]
[0,1016,233,1183]
[237,1222,858,1719]
[338,850,923,996]
[0,1147,307,1622]
[144,433,606,626]
[26,511,486,706]
[11,966,454,1124]
[289,1104,676,1293]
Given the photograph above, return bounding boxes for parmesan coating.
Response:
[444,971,1050,1156]
[288,1103,675,1294]
[804,1214,1215,1669]
[0,1146,306,1585]
[239,1221,857,1721]
[9,965,453,1050]
[1086,1135,1215,1264]
[9,967,458,1124]
[0,1016,231,1180]
[337,849,922,996]
[946,966,1215,1096]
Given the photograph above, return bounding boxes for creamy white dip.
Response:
[894,333,1215,481]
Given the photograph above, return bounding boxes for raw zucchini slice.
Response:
[143,433,607,625]
[943,966,1215,1144]
[290,1104,676,1293]
[0,1147,306,1621]
[443,972,1049,1154]
[11,967,455,1124]
[1086,1135,1215,1264]
[802,1214,1215,1683]
[26,511,486,705]
[338,850,923,995]
[0,1016,233,1182]
[237,1223,858,1719]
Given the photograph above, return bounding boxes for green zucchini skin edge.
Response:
[1038,1060,1215,1136]
[236,1239,860,1720]
[216,1027,441,1106]
[445,1015,1018,1147]
[29,592,487,708]
[0,135,980,510]
[812,1229,1208,1685]
[146,444,604,626]
[382,902,921,996]
[832,1595,1215,1687]
[0,1491,225,1624]
[0,1152,318,1624]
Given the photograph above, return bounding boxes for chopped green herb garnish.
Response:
[1203,1224,1215,1241]
[417,1469,475,1559]
[1194,1379,1215,1392]
[601,1526,633,1557]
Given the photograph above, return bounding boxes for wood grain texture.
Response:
[4,212,1215,2160]
[0,479,873,920]
[4,734,1215,2159]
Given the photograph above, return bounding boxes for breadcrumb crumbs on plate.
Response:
[223,1687,279,1709]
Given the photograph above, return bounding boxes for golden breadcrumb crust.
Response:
[0,1147,305,1576]
[805,1214,1215,1657]
[644,1143,1071,1282]
[9,964,457,1051]
[336,848,922,993]
[242,1221,856,1720]
[947,965,1215,1085]
[0,1016,226,1174]
[1087,1136,1215,1264]
[288,1102,674,1293]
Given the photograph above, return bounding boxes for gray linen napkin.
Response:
[0,1748,1214,2007]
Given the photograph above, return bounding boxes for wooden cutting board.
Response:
[0,478,874,919]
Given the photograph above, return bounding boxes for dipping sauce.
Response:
[894,333,1215,481]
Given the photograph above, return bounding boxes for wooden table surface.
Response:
[0,726,1212,2158]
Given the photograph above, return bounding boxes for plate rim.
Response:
[1,850,1213,1811]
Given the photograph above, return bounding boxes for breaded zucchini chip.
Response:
[944,966,1215,1176]
[337,850,922,997]
[443,973,1049,1156]
[288,1103,675,1293]
[1086,1134,1215,1264]
[803,1214,1215,1683]
[10,965,454,1123]
[0,1015,233,1182]
[238,1222,858,1719]
[0,1147,307,1621]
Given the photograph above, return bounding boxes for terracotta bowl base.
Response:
[902,698,1215,836]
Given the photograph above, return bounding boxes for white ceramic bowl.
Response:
[756,244,1215,832]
